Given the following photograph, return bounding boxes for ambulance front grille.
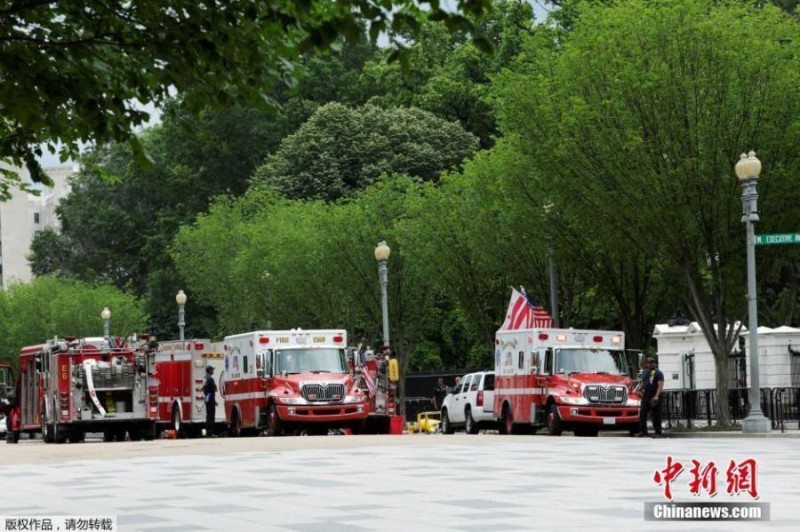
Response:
[302,383,346,402]
[583,385,627,404]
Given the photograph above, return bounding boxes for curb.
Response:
[665,431,800,438]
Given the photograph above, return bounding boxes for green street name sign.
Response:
[755,233,800,246]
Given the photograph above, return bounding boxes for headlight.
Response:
[276,396,307,405]
[560,396,589,405]
[627,399,641,407]
[343,395,365,404]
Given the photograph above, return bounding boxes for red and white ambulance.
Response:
[494,328,641,436]
[220,329,369,436]
[154,339,226,437]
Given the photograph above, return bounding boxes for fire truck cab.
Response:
[221,329,369,436]
[494,328,641,436]
[19,336,159,443]
[155,339,227,437]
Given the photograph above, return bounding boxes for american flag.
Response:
[501,287,554,330]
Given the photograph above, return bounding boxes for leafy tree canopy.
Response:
[0,277,146,367]
[253,102,479,200]
[0,0,492,198]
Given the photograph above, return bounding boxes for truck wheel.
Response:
[229,410,242,437]
[42,420,54,444]
[103,431,114,442]
[143,423,156,441]
[441,410,454,434]
[172,406,185,438]
[465,408,479,435]
[266,405,283,437]
[67,432,83,444]
[503,405,516,435]
[547,404,563,436]
[6,431,19,444]
[53,424,67,444]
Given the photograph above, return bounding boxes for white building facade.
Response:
[0,164,76,287]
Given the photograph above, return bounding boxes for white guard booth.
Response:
[653,322,800,390]
[744,326,800,389]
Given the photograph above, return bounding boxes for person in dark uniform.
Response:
[432,377,448,410]
[635,357,665,438]
[203,365,217,437]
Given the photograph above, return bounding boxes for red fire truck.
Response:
[17,336,159,443]
[154,339,226,437]
[1,362,21,444]
[494,327,641,436]
[352,347,399,434]
[220,329,369,436]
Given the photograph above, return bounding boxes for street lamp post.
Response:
[101,306,111,339]
[374,241,391,348]
[262,271,272,329]
[543,203,560,328]
[176,290,187,343]
[735,151,770,433]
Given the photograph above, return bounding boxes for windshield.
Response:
[275,348,347,374]
[554,349,628,375]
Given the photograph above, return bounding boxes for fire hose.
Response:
[82,359,106,418]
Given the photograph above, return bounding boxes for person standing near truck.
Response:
[203,365,217,438]
[635,357,664,438]
[433,377,448,410]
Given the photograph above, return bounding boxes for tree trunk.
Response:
[711,345,731,427]
[683,265,739,426]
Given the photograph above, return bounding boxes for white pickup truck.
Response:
[440,371,497,434]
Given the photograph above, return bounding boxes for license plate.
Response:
[603,418,616,425]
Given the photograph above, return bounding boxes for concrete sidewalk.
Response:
[0,435,796,531]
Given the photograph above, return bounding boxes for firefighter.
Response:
[203,365,217,437]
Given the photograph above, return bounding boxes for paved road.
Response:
[0,434,796,531]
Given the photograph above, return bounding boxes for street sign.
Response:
[755,233,800,246]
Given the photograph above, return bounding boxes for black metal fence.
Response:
[661,387,800,432]
[403,371,478,422]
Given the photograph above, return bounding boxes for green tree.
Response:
[0,277,146,367]
[0,0,492,197]
[492,0,800,424]
[254,103,478,201]
[28,36,387,338]
[362,0,537,147]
